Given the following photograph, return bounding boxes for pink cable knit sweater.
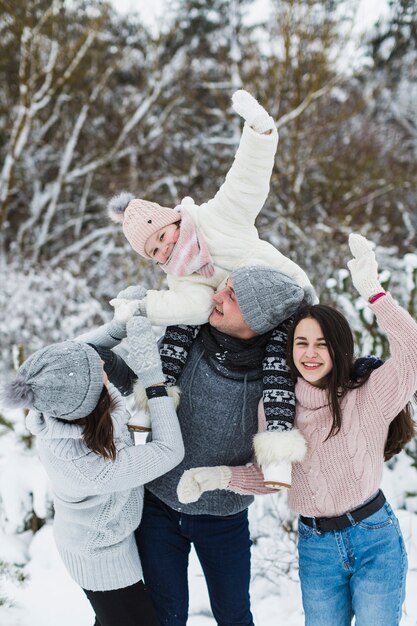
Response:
[229,293,417,517]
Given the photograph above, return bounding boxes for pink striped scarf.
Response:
[161,208,215,278]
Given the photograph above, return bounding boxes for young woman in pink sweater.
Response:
[283,233,416,625]
[177,233,416,625]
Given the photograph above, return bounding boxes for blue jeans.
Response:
[297,502,408,626]
[135,490,255,626]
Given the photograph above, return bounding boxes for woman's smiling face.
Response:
[292,317,333,386]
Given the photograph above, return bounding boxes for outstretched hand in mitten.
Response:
[177,466,232,504]
[231,89,275,135]
[109,284,148,323]
[109,298,146,323]
[347,234,385,301]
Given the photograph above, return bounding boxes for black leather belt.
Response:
[299,490,386,533]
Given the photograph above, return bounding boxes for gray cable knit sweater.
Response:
[26,319,184,592]
[147,336,264,515]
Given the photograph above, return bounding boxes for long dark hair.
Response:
[287,304,416,460]
[71,386,116,461]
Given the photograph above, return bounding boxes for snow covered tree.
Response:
[236,0,417,292]
[364,0,417,249]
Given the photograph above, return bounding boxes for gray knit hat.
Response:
[1,341,104,420]
[231,266,315,334]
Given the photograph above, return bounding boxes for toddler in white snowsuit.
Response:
[108,90,317,487]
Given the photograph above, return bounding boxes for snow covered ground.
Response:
[0,445,416,625]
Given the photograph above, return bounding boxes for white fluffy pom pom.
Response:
[108,192,134,223]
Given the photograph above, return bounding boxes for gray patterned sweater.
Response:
[147,336,264,515]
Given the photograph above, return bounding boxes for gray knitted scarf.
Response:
[199,324,272,371]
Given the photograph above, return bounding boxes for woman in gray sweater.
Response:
[1,315,184,626]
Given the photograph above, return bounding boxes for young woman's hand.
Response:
[126,317,165,387]
[347,234,385,301]
[177,466,232,503]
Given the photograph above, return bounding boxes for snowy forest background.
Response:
[0,0,416,624]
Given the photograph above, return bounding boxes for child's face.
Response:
[144,222,180,264]
[292,317,333,386]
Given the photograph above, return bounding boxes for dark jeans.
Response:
[83,579,159,626]
[135,490,255,626]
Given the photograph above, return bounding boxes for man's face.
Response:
[209,278,257,339]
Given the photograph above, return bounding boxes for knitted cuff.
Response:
[229,465,274,495]
[357,279,384,301]
[108,319,128,340]
[219,466,232,489]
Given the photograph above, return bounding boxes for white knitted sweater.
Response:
[27,378,183,590]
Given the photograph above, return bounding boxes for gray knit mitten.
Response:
[231,89,275,134]
[126,317,165,388]
[347,234,384,301]
[116,285,148,301]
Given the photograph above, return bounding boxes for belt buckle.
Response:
[314,517,323,534]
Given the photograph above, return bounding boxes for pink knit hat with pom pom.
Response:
[108,192,181,258]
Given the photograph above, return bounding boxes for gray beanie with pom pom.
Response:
[231,266,316,334]
[1,341,104,420]
[108,192,180,259]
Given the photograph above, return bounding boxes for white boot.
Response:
[262,460,292,489]
[127,381,181,432]
[254,430,307,489]
[127,414,151,432]
[126,395,151,432]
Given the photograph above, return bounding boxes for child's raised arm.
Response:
[198,90,278,228]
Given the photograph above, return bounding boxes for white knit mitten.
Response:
[109,298,146,323]
[126,316,165,388]
[110,285,148,321]
[347,234,384,301]
[231,89,275,134]
[177,466,232,504]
